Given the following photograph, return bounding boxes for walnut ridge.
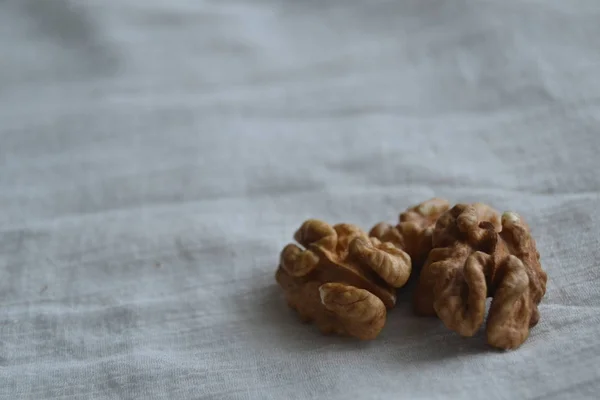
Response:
[275,219,412,340]
[369,198,451,268]
[414,203,547,350]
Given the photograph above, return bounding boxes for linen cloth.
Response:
[1,0,600,399]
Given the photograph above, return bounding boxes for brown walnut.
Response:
[275,219,412,340]
[369,198,451,268]
[414,203,547,350]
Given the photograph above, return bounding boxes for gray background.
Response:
[1,0,600,399]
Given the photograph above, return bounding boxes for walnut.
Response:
[275,219,411,340]
[414,203,547,350]
[369,198,451,268]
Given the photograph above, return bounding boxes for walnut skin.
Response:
[275,219,412,340]
[414,203,547,350]
[369,198,451,268]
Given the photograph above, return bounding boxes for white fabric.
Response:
[2,0,600,398]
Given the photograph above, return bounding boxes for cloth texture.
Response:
[1,0,600,399]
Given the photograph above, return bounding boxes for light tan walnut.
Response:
[414,204,547,350]
[369,198,451,268]
[275,219,412,340]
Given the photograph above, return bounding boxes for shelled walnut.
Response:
[369,198,451,268]
[414,203,547,350]
[275,219,412,340]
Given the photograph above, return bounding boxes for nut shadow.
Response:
[232,276,379,353]
[234,272,495,361]
[383,281,495,362]
[382,303,492,364]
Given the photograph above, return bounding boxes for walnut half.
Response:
[275,219,412,340]
[414,204,547,350]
